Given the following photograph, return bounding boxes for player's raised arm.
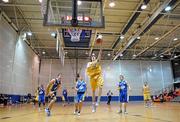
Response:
[97,48,102,62]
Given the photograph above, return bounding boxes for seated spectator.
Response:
[0,94,3,105]
[0,94,8,106]
[4,95,8,106]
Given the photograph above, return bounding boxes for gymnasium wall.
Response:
[39,59,173,98]
[0,17,39,95]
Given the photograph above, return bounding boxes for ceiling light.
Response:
[165,6,171,12]
[174,55,178,58]
[173,38,178,41]
[65,51,68,54]
[108,53,111,56]
[155,37,159,40]
[160,55,164,58]
[27,32,32,36]
[85,52,88,55]
[120,53,123,57]
[39,0,42,3]
[120,35,124,39]
[2,0,9,3]
[109,1,115,8]
[42,51,46,54]
[154,54,157,57]
[92,53,95,56]
[149,68,152,72]
[77,1,82,5]
[133,54,137,57]
[51,32,56,37]
[141,4,147,10]
[137,36,141,39]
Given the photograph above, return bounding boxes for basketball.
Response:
[96,35,103,44]
[96,38,103,44]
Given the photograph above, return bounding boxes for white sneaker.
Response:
[124,111,128,114]
[45,108,51,116]
[77,112,80,116]
[92,104,96,113]
[95,102,99,106]
[74,110,78,115]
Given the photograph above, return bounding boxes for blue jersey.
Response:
[51,79,61,92]
[38,88,45,96]
[76,80,87,93]
[119,80,128,94]
[63,89,67,96]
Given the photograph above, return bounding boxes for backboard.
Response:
[43,0,105,28]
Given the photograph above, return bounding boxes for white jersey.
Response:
[68,29,82,42]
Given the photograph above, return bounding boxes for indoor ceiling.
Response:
[0,0,180,60]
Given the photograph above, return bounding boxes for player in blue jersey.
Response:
[38,84,45,111]
[74,74,87,116]
[45,73,62,116]
[117,75,131,114]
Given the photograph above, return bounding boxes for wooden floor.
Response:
[0,102,180,122]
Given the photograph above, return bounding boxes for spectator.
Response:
[62,88,70,106]
[107,90,113,105]
[0,94,3,105]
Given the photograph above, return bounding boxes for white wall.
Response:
[39,59,174,96]
[0,17,39,95]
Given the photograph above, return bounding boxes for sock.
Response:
[97,96,101,103]
[38,102,41,107]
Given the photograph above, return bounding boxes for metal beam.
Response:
[112,0,150,49]
[1,3,180,16]
[113,0,176,60]
[161,42,180,55]
[134,24,180,58]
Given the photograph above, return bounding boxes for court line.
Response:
[129,114,173,122]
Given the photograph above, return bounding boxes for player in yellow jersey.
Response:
[143,82,152,107]
[86,49,103,113]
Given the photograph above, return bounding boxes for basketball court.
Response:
[0,0,180,122]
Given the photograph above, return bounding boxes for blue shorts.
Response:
[119,92,128,103]
[63,95,68,101]
[38,95,45,103]
[75,93,84,103]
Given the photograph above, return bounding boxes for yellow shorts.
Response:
[35,96,38,102]
[144,94,151,101]
[90,76,103,91]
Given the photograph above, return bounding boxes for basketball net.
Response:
[68,28,82,42]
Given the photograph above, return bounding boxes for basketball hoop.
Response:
[68,28,82,42]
